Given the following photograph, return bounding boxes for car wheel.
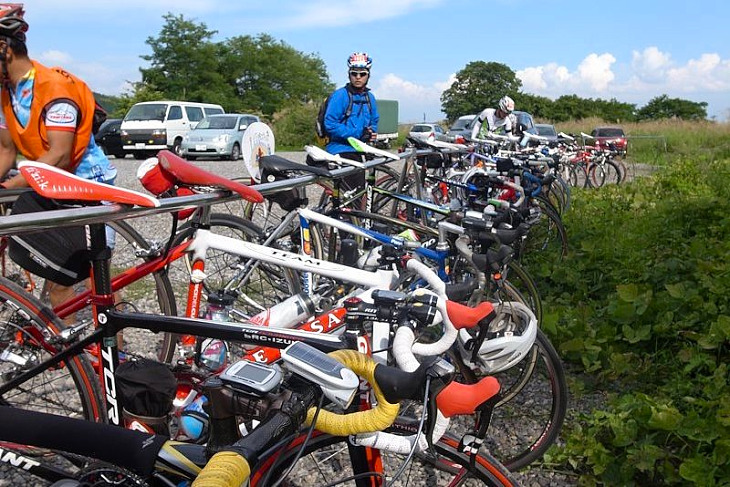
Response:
[230,143,241,161]
[172,138,183,156]
[114,152,126,159]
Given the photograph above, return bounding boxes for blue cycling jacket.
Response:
[324,84,379,155]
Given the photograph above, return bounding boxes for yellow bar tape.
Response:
[306,349,400,435]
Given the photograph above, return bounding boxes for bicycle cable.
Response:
[266,391,325,487]
[385,375,431,485]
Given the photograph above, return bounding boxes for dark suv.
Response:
[591,126,627,154]
[94,118,127,158]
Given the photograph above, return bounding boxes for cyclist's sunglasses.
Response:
[349,70,369,78]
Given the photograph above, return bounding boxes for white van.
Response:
[120,101,225,158]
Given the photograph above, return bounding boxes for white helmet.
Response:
[498,95,515,114]
[457,301,537,374]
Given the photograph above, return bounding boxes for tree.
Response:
[636,95,707,121]
[140,13,234,108]
[220,34,332,116]
[513,93,553,120]
[112,84,165,118]
[440,62,522,121]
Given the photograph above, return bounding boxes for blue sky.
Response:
[19,0,730,122]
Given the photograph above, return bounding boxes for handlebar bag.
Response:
[7,191,91,287]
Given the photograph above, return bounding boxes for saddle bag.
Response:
[261,163,306,212]
[8,191,91,286]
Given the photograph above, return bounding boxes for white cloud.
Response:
[38,50,73,66]
[517,49,730,115]
[576,53,616,92]
[37,50,138,95]
[631,46,672,82]
[517,53,616,96]
[667,53,730,92]
[373,73,449,122]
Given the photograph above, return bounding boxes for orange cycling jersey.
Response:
[1,60,95,171]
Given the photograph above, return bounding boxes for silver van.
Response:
[120,101,224,159]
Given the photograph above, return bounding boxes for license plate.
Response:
[135,143,146,149]
[195,144,207,151]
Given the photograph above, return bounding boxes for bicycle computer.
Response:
[280,342,359,409]
[219,360,282,396]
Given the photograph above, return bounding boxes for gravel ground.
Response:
[0,151,619,486]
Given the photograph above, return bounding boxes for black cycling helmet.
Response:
[0,4,27,42]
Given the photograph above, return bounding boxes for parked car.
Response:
[408,123,448,142]
[590,126,627,153]
[121,100,225,159]
[535,123,559,143]
[447,115,477,140]
[94,118,127,158]
[511,110,537,136]
[180,114,261,160]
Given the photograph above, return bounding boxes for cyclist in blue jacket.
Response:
[324,52,379,190]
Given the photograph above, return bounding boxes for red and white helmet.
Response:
[498,95,515,114]
[0,3,27,41]
[347,52,373,70]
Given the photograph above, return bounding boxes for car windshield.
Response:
[124,104,167,122]
[411,125,432,133]
[594,128,624,137]
[195,116,239,130]
[450,118,473,130]
[536,125,556,136]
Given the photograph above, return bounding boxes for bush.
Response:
[270,102,319,150]
[541,132,730,485]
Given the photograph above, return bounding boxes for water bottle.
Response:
[179,395,209,443]
[248,292,319,329]
[197,291,234,372]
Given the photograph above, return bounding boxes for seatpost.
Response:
[88,221,124,426]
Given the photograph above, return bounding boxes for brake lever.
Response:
[424,358,455,453]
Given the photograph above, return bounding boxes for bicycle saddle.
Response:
[259,155,331,180]
[157,150,263,203]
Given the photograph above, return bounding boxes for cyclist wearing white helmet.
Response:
[470,95,515,141]
[320,52,380,189]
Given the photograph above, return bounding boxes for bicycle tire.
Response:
[256,432,518,487]
[108,220,179,364]
[520,200,569,267]
[602,159,623,185]
[0,276,104,421]
[452,328,567,471]
[587,162,607,188]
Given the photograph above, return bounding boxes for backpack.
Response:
[92,100,108,135]
[315,86,372,145]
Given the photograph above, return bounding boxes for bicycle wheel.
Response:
[108,220,179,364]
[520,200,568,269]
[601,160,622,186]
[0,276,104,420]
[256,432,518,487]
[587,162,607,188]
[452,329,568,471]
